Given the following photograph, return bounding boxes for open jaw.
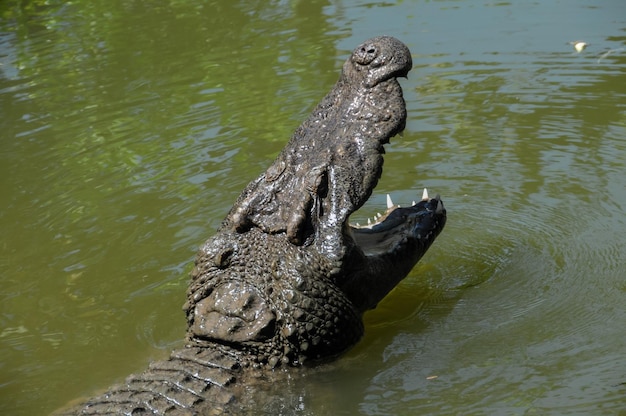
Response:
[349,188,446,256]
[334,184,447,314]
[351,188,443,228]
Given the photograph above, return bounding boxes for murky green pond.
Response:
[1,1,625,414]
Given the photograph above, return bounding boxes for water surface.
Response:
[1,1,625,414]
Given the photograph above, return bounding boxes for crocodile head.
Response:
[185,36,446,366]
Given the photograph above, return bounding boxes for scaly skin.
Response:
[59,36,446,415]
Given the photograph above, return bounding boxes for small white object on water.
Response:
[569,41,589,53]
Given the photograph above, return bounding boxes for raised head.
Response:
[186,36,446,366]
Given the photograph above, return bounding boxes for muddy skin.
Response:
[59,36,446,415]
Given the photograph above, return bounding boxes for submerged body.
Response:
[61,36,446,415]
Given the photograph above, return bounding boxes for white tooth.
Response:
[412,201,416,206]
[386,194,394,209]
[367,218,372,225]
[422,188,429,201]
[377,212,382,219]
[355,222,360,227]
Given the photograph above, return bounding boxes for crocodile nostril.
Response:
[361,46,377,56]
[354,43,378,65]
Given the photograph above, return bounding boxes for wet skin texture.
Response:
[60,36,447,415]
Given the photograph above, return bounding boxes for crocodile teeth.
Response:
[412,201,416,206]
[386,194,394,209]
[422,188,429,201]
[367,218,372,225]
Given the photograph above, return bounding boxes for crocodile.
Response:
[60,36,447,415]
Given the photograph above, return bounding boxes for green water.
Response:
[1,1,625,414]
